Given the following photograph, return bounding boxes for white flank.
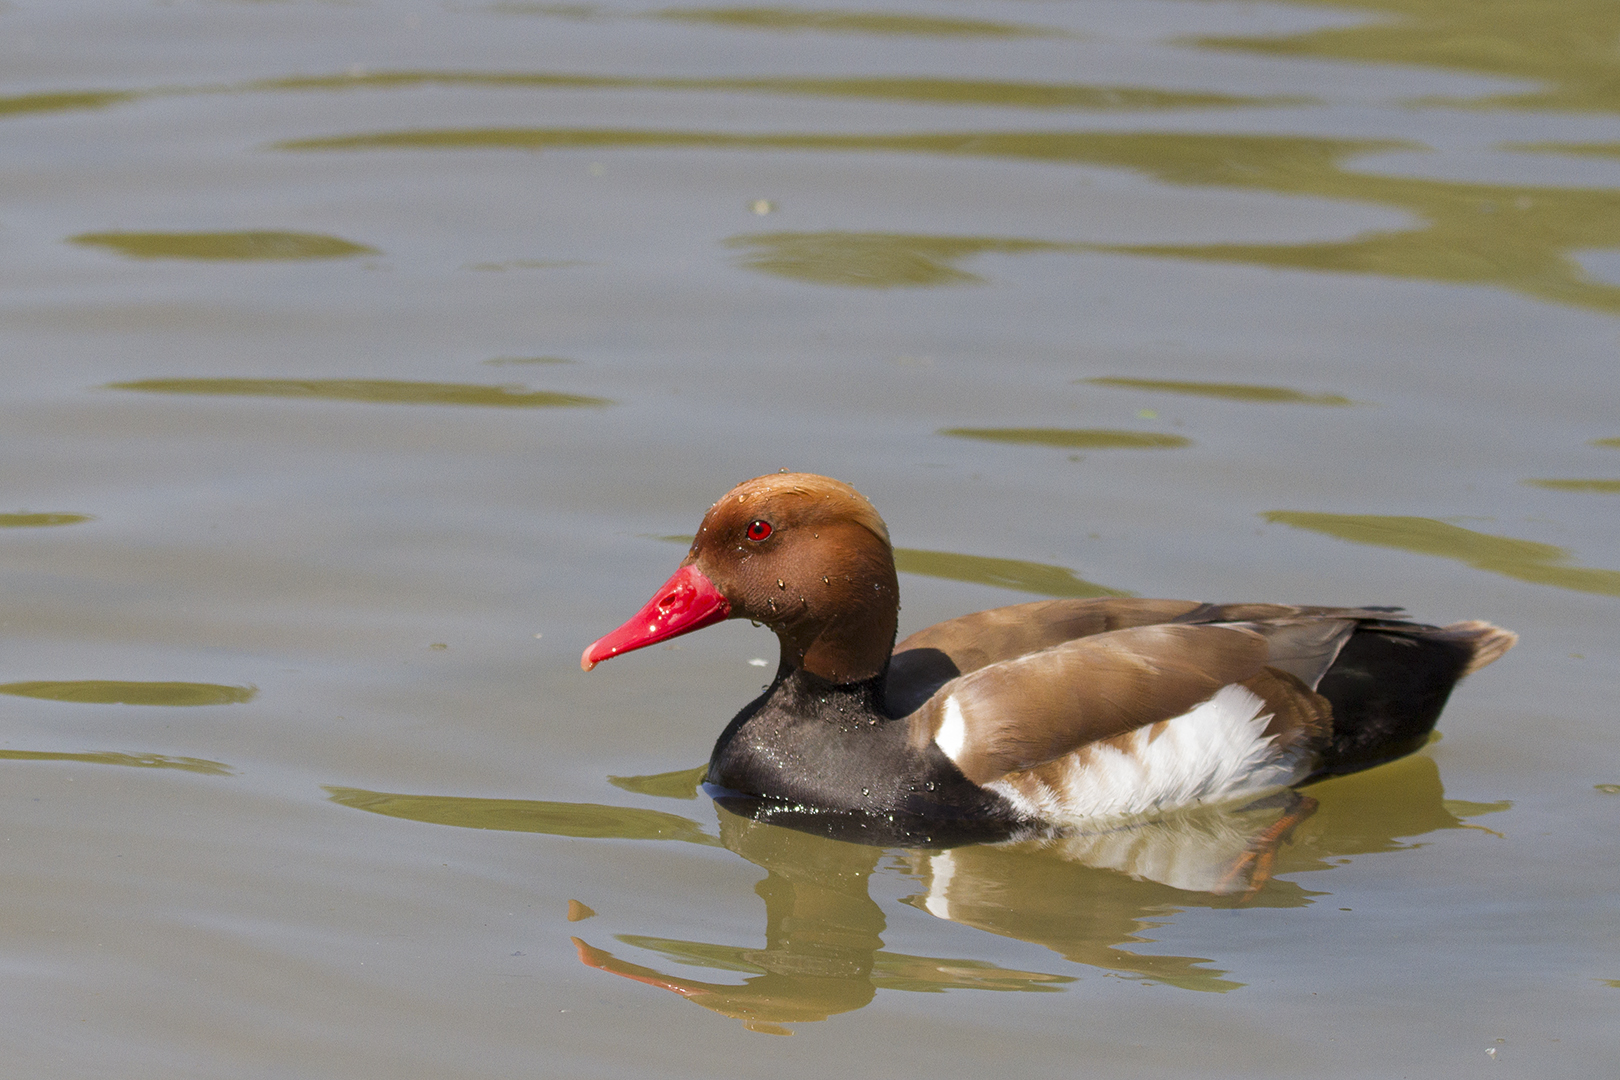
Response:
[987,683,1310,824]
[934,694,968,765]
[923,850,957,919]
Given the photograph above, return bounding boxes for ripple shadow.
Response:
[0,749,233,775]
[1,513,93,528]
[70,230,378,261]
[942,427,1190,449]
[0,681,257,706]
[1264,511,1620,596]
[105,378,612,408]
[892,548,1129,599]
[1083,376,1353,406]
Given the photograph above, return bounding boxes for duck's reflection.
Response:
[327,751,1507,1032]
[572,807,1074,1033]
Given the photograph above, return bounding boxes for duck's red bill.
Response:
[581,563,732,671]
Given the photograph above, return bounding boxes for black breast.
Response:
[706,668,1023,840]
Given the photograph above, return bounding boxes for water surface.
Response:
[1,0,1616,1076]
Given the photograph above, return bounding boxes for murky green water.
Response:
[2,0,1617,1075]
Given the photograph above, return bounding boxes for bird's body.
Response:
[583,473,1514,842]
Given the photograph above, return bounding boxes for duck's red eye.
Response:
[745,519,773,542]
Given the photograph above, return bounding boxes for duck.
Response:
[581,472,1515,843]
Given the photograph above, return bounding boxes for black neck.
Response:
[770,661,890,719]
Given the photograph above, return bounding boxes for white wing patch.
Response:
[934,694,968,764]
[986,683,1311,824]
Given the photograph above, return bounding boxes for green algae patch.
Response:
[1083,376,1353,406]
[0,681,258,706]
[1263,512,1620,596]
[106,378,611,408]
[0,513,92,528]
[70,230,378,260]
[942,427,1190,449]
[326,786,721,845]
[894,548,1130,598]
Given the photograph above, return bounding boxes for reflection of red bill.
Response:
[571,936,704,998]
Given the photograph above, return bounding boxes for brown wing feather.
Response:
[894,598,1207,674]
[1221,619,1358,688]
[909,623,1273,786]
[886,598,1382,715]
[886,598,1205,714]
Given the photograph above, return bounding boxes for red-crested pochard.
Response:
[582,473,1515,840]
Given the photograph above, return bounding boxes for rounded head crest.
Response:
[698,472,890,549]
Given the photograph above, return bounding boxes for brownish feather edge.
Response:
[1440,620,1519,677]
[1242,667,1333,759]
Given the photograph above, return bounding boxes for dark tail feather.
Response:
[1312,619,1515,777]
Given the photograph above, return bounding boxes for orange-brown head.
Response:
[582,473,900,684]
